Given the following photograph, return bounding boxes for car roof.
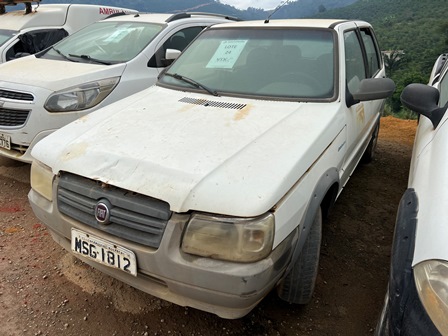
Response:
[104,12,239,25]
[208,19,360,29]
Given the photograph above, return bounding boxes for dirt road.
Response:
[0,116,417,336]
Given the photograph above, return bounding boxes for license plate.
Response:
[71,228,137,276]
[0,133,11,150]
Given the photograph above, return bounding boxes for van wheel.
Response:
[361,121,380,163]
[277,206,322,304]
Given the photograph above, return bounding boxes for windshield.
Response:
[0,29,17,47]
[160,28,336,100]
[44,21,164,64]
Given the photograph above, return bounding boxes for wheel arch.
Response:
[283,167,340,276]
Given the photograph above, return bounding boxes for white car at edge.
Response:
[376,54,448,335]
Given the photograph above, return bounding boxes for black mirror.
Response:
[352,78,396,102]
[401,83,447,129]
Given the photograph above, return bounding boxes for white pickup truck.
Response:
[0,1,136,63]
[29,19,395,319]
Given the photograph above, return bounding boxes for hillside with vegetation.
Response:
[316,0,448,117]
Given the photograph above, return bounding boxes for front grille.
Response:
[0,108,30,126]
[0,89,34,101]
[57,173,172,249]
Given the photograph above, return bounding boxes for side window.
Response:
[149,26,205,68]
[359,28,381,77]
[344,30,367,94]
[439,71,448,107]
[6,29,68,61]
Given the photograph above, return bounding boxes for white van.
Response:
[0,12,239,162]
[0,1,137,63]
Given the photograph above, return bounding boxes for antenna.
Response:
[265,0,291,23]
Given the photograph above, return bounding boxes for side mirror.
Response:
[352,78,396,102]
[161,49,182,67]
[166,48,181,60]
[401,83,447,129]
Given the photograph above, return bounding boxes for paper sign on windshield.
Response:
[206,40,247,69]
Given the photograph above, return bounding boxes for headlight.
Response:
[30,160,54,201]
[414,260,448,334]
[45,77,119,112]
[181,213,274,262]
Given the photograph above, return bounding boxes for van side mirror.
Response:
[352,78,396,102]
[163,48,181,66]
[401,83,447,129]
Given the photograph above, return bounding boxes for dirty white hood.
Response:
[32,86,343,216]
[0,56,125,91]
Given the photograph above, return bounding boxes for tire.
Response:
[361,121,380,163]
[277,206,322,304]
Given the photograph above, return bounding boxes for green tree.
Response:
[383,50,405,77]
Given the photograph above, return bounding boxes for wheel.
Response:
[361,121,380,163]
[277,206,322,304]
[278,71,321,90]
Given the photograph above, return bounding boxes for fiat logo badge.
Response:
[95,200,111,224]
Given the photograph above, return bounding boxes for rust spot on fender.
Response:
[76,115,90,123]
[178,103,196,113]
[233,104,252,121]
[356,104,365,124]
[62,142,88,161]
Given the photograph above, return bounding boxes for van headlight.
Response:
[45,77,119,112]
[30,160,54,201]
[414,260,448,334]
[181,213,275,262]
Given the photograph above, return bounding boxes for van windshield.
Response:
[0,29,17,47]
[44,21,164,64]
[160,28,336,101]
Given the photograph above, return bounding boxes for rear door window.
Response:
[359,28,381,77]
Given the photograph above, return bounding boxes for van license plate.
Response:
[71,228,137,276]
[0,133,11,150]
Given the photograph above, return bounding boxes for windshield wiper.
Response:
[164,72,219,97]
[51,46,78,62]
[69,54,112,65]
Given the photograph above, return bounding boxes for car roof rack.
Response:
[0,0,41,15]
[165,12,241,23]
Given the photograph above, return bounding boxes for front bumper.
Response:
[0,129,55,163]
[28,187,295,319]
